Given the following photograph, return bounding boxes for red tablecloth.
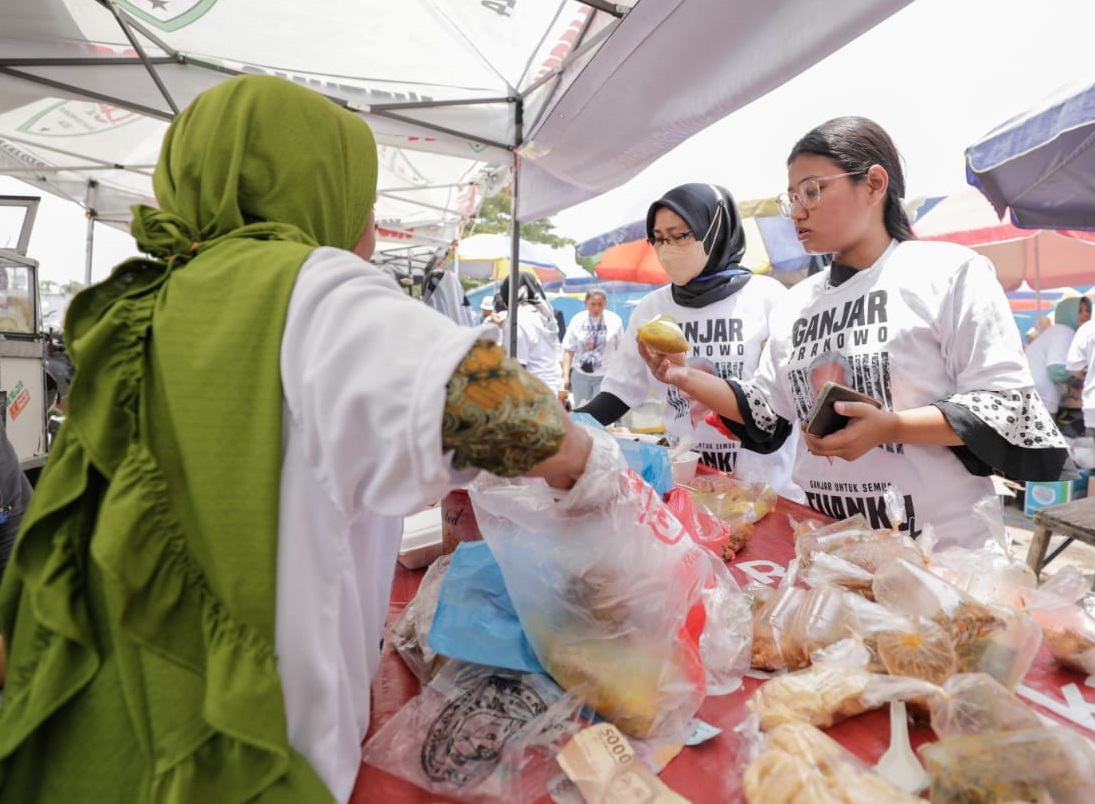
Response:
[353,495,1095,803]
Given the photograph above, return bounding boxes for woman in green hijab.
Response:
[0,75,592,803]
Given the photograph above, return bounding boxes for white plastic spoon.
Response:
[874,700,930,794]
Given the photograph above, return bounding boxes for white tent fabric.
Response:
[0,0,913,272]
[456,232,588,282]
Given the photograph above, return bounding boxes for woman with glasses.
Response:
[577,183,802,501]
[637,117,1068,549]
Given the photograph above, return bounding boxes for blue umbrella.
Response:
[965,77,1095,230]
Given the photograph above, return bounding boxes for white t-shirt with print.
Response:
[602,274,802,501]
[1025,323,1075,414]
[1066,319,1095,427]
[751,239,1033,548]
[563,309,624,376]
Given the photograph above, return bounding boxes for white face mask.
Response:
[655,237,707,285]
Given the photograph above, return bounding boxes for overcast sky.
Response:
[2,0,1093,285]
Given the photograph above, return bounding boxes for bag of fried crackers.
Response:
[737,717,922,804]
[1021,565,1095,675]
[747,637,886,730]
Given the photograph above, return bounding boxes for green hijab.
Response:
[0,75,377,802]
[1054,296,1087,331]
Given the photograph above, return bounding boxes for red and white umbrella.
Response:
[914,188,1095,292]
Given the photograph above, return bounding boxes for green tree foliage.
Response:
[467,192,573,249]
[461,189,598,281]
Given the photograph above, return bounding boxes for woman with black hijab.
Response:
[578,183,801,499]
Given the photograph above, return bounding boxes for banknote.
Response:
[556,724,691,804]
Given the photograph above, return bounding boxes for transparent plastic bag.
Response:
[927,542,1037,608]
[469,427,752,738]
[748,638,880,730]
[751,564,806,672]
[1022,566,1095,675]
[796,515,927,583]
[740,719,922,804]
[664,486,737,560]
[952,605,1042,688]
[798,550,876,599]
[874,558,1041,688]
[389,554,452,683]
[920,726,1095,804]
[781,585,863,670]
[1034,605,1095,675]
[361,661,583,801]
[925,672,1041,740]
[682,473,777,549]
[875,616,957,686]
[793,514,873,552]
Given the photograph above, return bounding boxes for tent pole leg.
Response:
[507,98,524,358]
[84,179,98,286]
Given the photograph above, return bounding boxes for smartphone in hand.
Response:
[805,381,883,437]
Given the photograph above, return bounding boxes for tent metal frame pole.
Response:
[573,0,629,18]
[92,0,180,114]
[83,179,98,286]
[364,108,513,152]
[507,99,524,358]
[0,66,175,121]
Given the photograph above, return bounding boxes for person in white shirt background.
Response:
[1065,305,1095,437]
[492,271,565,393]
[1026,295,1089,438]
[562,288,624,407]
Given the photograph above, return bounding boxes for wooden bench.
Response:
[1026,496,1095,577]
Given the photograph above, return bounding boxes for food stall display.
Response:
[358,438,1095,803]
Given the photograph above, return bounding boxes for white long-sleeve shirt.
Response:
[276,247,485,802]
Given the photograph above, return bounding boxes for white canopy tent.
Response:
[0,0,912,318]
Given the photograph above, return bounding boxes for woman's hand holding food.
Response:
[637,339,690,386]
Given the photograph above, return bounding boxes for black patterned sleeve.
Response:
[441,339,566,476]
[712,379,795,455]
[936,388,1070,480]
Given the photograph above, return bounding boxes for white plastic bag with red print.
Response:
[468,426,752,739]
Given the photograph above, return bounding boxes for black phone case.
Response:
[805,381,883,437]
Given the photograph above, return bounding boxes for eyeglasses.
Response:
[776,171,864,217]
[648,230,694,247]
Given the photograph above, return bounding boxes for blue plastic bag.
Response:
[614,436,673,497]
[571,411,671,495]
[427,541,545,674]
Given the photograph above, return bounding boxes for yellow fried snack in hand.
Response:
[637,314,689,354]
